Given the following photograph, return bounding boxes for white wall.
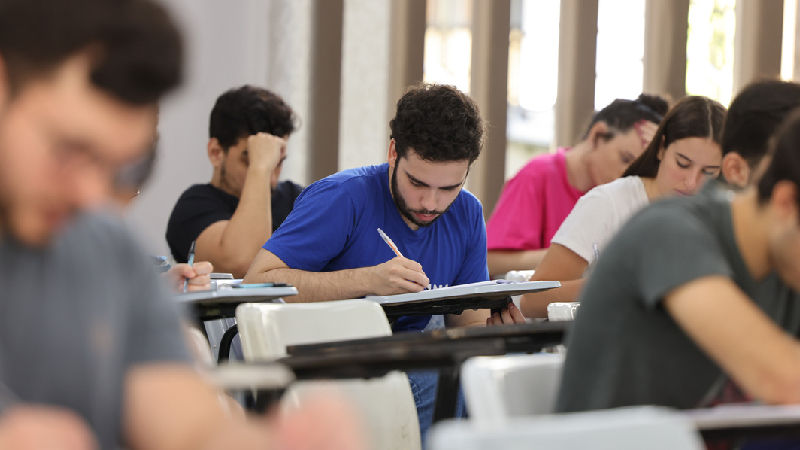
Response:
[127,0,311,256]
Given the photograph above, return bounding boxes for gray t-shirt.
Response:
[555,190,800,412]
[0,212,190,449]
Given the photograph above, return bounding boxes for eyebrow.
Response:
[406,170,463,190]
[676,152,720,169]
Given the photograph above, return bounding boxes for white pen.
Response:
[377,228,404,258]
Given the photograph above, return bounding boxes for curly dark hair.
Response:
[0,0,183,105]
[209,85,298,150]
[390,83,484,163]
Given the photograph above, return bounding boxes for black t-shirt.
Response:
[165,181,303,263]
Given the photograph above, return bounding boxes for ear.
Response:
[207,138,225,168]
[770,180,799,224]
[720,152,750,188]
[387,139,398,168]
[588,121,610,149]
[0,55,10,107]
[657,136,666,161]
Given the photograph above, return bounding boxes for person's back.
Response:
[555,190,788,411]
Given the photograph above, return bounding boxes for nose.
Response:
[684,169,703,193]
[420,188,438,212]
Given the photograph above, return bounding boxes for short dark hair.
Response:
[582,93,669,141]
[722,80,800,169]
[0,0,183,105]
[390,83,483,164]
[209,85,298,150]
[757,108,800,208]
[623,96,726,178]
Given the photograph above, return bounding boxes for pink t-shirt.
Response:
[487,148,585,251]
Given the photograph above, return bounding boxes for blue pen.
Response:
[183,241,196,293]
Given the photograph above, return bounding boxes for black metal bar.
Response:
[217,324,239,364]
[432,366,461,422]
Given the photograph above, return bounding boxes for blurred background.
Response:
[133,0,791,255]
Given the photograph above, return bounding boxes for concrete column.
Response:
[733,0,784,95]
[388,0,427,113]
[554,0,599,147]
[264,0,313,186]
[468,0,510,218]
[643,0,690,101]
[339,0,393,171]
[306,0,345,183]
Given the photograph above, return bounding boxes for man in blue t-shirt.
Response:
[244,83,525,443]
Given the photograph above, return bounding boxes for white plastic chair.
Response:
[461,353,564,424]
[428,406,704,450]
[236,300,421,450]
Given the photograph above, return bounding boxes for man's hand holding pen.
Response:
[369,256,430,296]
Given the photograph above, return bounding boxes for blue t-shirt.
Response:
[264,163,490,332]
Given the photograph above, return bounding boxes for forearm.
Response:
[214,168,273,275]
[446,308,490,328]
[244,266,377,303]
[487,249,547,277]
[520,278,585,318]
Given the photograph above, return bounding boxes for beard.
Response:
[390,162,455,228]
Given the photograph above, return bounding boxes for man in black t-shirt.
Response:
[166,86,303,277]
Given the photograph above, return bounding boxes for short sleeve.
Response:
[264,181,357,272]
[486,173,545,250]
[622,205,734,309]
[453,201,490,285]
[551,187,617,264]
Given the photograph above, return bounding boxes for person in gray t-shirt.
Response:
[0,212,192,449]
[0,1,366,449]
[557,107,800,413]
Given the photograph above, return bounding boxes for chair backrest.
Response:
[236,300,392,359]
[428,406,704,450]
[236,299,420,450]
[462,353,564,423]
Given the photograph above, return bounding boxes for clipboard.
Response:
[366,280,561,318]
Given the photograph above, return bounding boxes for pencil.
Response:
[377,228,403,258]
[183,240,196,293]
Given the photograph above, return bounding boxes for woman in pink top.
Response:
[486,94,668,277]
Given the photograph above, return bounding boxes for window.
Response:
[423,0,472,93]
[685,0,736,105]
[594,0,646,110]
[505,0,560,179]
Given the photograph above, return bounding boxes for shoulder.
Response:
[622,194,724,248]
[516,150,565,180]
[294,165,387,215]
[59,211,148,268]
[177,183,218,199]
[302,165,385,199]
[448,188,485,227]
[586,176,646,203]
[274,180,304,199]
